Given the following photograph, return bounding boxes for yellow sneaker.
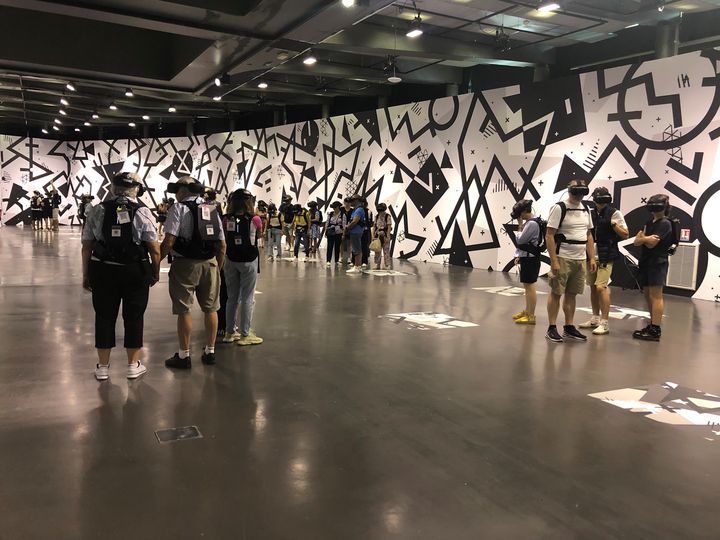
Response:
[515,315,536,325]
[512,310,527,321]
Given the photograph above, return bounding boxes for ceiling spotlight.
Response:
[214,77,222,87]
[538,2,560,12]
[406,15,423,38]
[258,82,268,89]
[213,95,222,101]
[66,82,76,91]
[54,118,62,125]
[142,115,150,120]
[128,122,136,127]
[341,0,355,6]
[84,121,91,126]
[92,112,99,119]
[125,88,134,97]
[303,51,318,65]
[52,125,60,131]
[386,55,402,83]
[168,106,177,113]
[42,128,49,134]
[109,103,118,110]
[214,73,230,86]
[60,98,69,106]
[658,2,665,11]
[59,109,67,116]
[75,128,81,132]
[388,75,402,84]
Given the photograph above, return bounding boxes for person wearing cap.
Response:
[222,189,264,345]
[372,203,393,270]
[579,187,629,336]
[344,195,366,274]
[325,201,345,267]
[81,172,160,381]
[545,179,597,343]
[161,176,226,368]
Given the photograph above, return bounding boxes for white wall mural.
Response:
[2,49,720,302]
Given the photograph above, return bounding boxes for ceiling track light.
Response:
[92,112,99,119]
[341,0,355,6]
[213,95,222,101]
[142,115,150,120]
[59,109,67,116]
[74,128,81,132]
[258,82,268,89]
[41,128,49,134]
[84,122,91,126]
[168,106,177,113]
[52,125,60,131]
[303,50,318,65]
[406,14,423,38]
[657,1,665,11]
[128,122,136,127]
[537,2,560,13]
[60,98,69,106]
[215,73,231,86]
[125,88,134,97]
[109,103,118,110]
[66,82,76,91]
[54,118,62,125]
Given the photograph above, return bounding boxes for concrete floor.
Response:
[0,226,719,540]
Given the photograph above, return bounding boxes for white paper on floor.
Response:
[362,269,413,276]
[380,312,478,330]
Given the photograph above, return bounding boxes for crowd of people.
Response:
[511,179,677,343]
[30,189,63,231]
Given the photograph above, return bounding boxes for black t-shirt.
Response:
[51,193,61,208]
[280,203,294,223]
[640,218,673,263]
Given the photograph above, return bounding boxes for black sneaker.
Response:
[633,325,661,342]
[165,353,191,369]
[545,327,563,343]
[201,352,216,365]
[563,325,588,342]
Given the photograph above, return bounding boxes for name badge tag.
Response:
[201,205,211,221]
[206,225,214,236]
[111,226,122,238]
[234,237,242,245]
[117,211,130,224]
[226,221,235,232]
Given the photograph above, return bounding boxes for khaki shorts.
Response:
[548,257,586,296]
[587,261,613,289]
[282,224,293,238]
[52,208,60,220]
[169,257,220,315]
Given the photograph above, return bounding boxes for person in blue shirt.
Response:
[344,195,365,274]
[511,200,541,325]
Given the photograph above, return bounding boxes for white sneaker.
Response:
[361,263,368,269]
[267,256,273,261]
[579,316,600,329]
[292,256,298,262]
[127,362,147,379]
[326,262,331,268]
[223,331,242,343]
[346,267,361,274]
[300,257,307,263]
[95,364,109,381]
[336,262,342,267]
[593,321,610,335]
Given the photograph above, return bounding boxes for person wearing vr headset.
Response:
[579,187,629,335]
[372,203,393,270]
[632,194,674,342]
[161,176,226,368]
[222,189,263,346]
[511,200,542,325]
[82,172,161,381]
[325,201,346,267]
[279,195,295,252]
[545,179,597,343]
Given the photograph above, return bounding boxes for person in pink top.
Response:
[221,189,264,346]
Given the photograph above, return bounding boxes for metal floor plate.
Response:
[155,426,203,444]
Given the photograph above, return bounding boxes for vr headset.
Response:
[511,200,533,220]
[167,177,205,195]
[568,180,590,197]
[646,194,670,214]
[592,187,612,205]
[112,172,145,197]
[376,203,387,213]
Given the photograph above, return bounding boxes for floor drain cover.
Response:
[155,426,203,444]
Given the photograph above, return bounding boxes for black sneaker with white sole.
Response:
[633,325,661,342]
[545,326,563,343]
[201,352,216,365]
[563,325,588,342]
[165,353,191,369]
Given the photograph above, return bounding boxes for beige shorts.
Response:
[169,257,220,315]
[548,257,586,296]
[587,261,613,289]
[52,208,60,219]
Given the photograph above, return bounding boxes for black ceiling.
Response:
[2,0,720,139]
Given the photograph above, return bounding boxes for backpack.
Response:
[667,217,681,255]
[516,217,547,256]
[553,201,590,254]
[316,209,323,224]
[93,201,148,264]
[78,203,86,221]
[173,200,220,260]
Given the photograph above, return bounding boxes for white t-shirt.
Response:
[547,200,592,260]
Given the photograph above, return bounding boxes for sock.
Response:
[600,319,608,325]
[204,346,215,355]
[179,349,190,359]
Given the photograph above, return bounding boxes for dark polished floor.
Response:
[0,226,719,540]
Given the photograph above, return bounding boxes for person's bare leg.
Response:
[204,311,218,348]
[589,285,600,317]
[177,313,192,351]
[96,348,111,365]
[649,286,664,326]
[524,284,537,316]
[599,286,611,321]
[563,293,577,326]
[126,348,141,365]
[547,293,561,325]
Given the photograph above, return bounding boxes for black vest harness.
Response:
[225,213,259,263]
[173,200,219,261]
[93,200,148,265]
[592,205,620,263]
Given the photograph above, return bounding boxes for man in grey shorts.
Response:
[161,176,226,368]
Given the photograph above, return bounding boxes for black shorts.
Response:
[638,259,668,288]
[519,256,541,284]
